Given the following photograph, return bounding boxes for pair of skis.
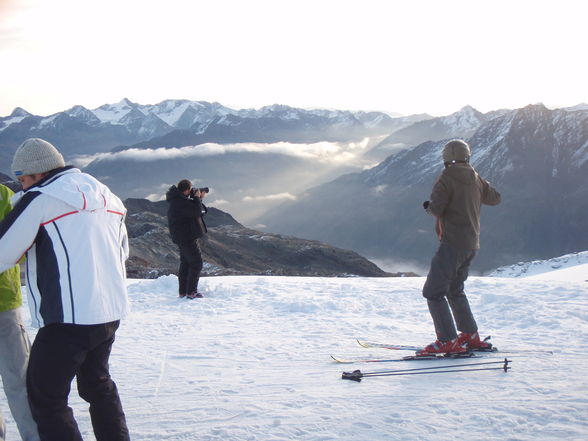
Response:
[332,337,549,364]
[331,338,492,364]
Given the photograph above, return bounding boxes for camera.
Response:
[190,187,209,198]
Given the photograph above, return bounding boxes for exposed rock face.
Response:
[124,198,403,278]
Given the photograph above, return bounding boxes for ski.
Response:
[331,352,480,364]
[356,336,498,353]
[355,338,553,356]
[356,339,421,351]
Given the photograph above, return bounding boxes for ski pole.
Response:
[346,358,510,375]
[342,358,511,382]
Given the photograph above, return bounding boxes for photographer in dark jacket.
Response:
[166,179,208,299]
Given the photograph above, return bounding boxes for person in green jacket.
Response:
[0,183,40,441]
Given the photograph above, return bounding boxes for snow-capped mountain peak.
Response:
[64,105,101,124]
[93,98,138,124]
[10,107,31,118]
[0,107,33,131]
[439,105,485,132]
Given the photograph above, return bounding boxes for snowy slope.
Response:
[490,251,588,279]
[6,274,587,441]
[526,263,588,282]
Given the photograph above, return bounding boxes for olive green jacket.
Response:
[0,184,22,312]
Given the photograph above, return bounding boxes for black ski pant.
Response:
[178,240,203,295]
[422,242,478,342]
[26,321,130,441]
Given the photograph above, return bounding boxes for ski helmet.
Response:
[442,139,471,163]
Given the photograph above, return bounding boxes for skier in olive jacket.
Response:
[166,180,208,299]
[418,139,501,355]
[0,183,40,441]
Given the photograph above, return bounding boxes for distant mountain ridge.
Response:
[0,99,426,168]
[2,98,540,174]
[362,105,505,161]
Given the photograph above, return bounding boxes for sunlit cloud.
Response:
[243,193,297,202]
[145,192,165,202]
[210,199,229,206]
[72,139,373,168]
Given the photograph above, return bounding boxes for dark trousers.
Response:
[26,321,130,441]
[178,240,203,295]
[422,242,478,341]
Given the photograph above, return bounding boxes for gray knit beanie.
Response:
[11,138,65,177]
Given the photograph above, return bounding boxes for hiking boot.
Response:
[416,338,467,356]
[179,293,187,298]
[186,292,204,299]
[457,332,492,351]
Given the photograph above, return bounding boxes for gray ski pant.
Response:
[0,307,40,441]
[422,242,478,341]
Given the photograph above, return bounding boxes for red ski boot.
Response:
[456,332,493,351]
[416,338,467,356]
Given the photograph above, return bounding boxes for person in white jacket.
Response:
[0,139,131,441]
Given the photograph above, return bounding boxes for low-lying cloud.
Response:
[243,193,297,202]
[72,139,372,168]
[209,199,229,206]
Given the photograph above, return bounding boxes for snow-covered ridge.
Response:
[489,251,588,278]
[0,98,395,137]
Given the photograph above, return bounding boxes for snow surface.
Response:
[490,251,588,279]
[4,270,587,441]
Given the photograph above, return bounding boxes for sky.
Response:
[1,0,587,118]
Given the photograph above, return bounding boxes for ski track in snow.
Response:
[8,274,588,441]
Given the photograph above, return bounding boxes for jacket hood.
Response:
[166,185,184,202]
[444,163,477,185]
[14,167,123,212]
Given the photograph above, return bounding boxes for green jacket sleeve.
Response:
[0,184,22,312]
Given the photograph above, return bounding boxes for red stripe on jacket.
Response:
[40,211,79,226]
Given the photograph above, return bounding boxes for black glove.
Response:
[423,201,430,210]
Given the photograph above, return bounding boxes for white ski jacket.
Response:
[0,167,130,328]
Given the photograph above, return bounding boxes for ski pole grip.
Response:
[342,370,363,382]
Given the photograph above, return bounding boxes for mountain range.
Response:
[0,98,426,163]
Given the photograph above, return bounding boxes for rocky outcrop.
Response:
[124,198,405,278]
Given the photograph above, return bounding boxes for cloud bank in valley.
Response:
[243,193,297,202]
[72,139,372,168]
